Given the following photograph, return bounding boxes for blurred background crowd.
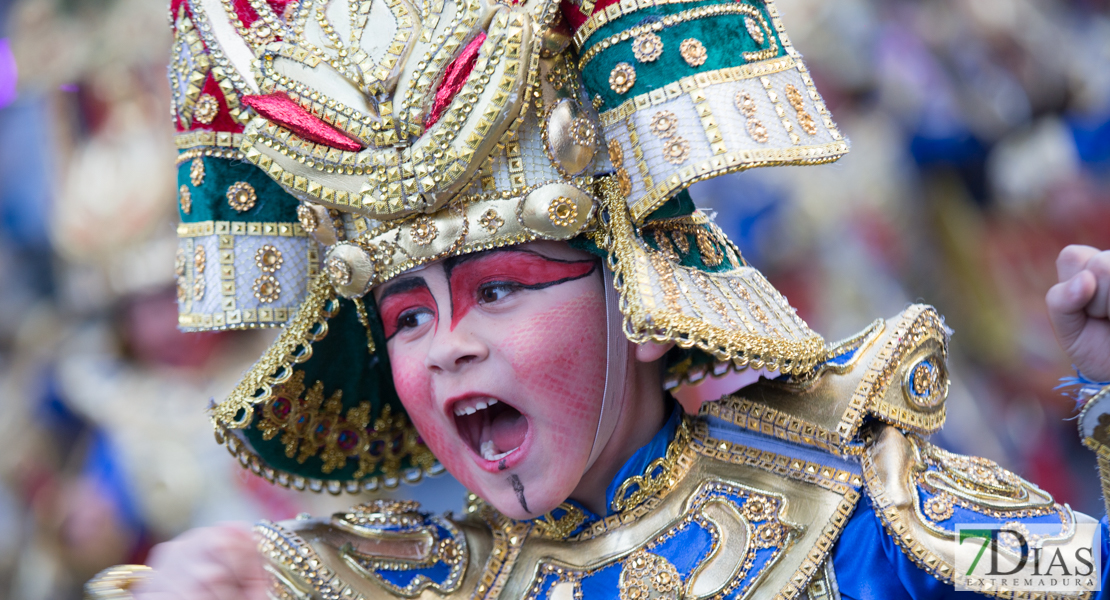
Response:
[0,0,1107,597]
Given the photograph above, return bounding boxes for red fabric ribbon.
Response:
[425,32,487,128]
[242,92,363,151]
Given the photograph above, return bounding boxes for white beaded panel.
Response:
[178,232,319,331]
[600,58,848,222]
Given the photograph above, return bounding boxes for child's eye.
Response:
[478,283,518,304]
[397,308,434,331]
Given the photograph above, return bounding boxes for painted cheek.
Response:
[502,294,608,451]
[448,253,596,330]
[388,352,482,492]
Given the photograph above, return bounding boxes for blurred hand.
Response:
[132,524,269,600]
[1046,245,1110,382]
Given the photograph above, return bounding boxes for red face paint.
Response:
[447,251,597,330]
[378,282,438,340]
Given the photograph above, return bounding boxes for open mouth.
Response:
[452,397,529,463]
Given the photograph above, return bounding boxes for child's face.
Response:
[374,242,608,519]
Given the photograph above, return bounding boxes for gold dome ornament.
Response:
[255,245,284,273]
[253,275,281,304]
[547,197,579,227]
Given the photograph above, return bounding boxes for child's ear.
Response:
[635,341,675,363]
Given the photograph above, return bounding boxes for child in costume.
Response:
[88,0,1110,598]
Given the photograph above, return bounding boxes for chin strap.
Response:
[585,266,630,472]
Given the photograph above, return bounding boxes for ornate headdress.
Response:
[170,0,847,493]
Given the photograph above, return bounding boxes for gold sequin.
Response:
[617,169,633,198]
[179,185,192,215]
[479,208,505,233]
[745,15,765,45]
[632,33,663,63]
[297,204,318,232]
[547,197,578,227]
[327,256,353,286]
[253,274,281,303]
[255,245,284,273]
[190,157,205,187]
[411,215,438,246]
[193,94,219,125]
[609,63,636,95]
[662,137,690,165]
[679,38,707,67]
[752,522,784,548]
[227,181,258,212]
[650,110,678,139]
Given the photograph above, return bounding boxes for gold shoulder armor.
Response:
[862,424,1099,598]
[701,304,950,456]
[256,499,491,600]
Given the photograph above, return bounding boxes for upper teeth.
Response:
[454,398,499,416]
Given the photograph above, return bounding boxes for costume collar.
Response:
[533,407,684,540]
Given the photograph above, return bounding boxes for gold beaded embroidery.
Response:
[193,245,207,301]
[296,204,318,233]
[632,33,663,63]
[610,63,637,94]
[533,503,588,540]
[254,274,281,303]
[479,208,505,233]
[411,215,438,246]
[618,551,681,600]
[255,245,284,273]
[327,256,354,286]
[679,38,707,67]
[193,93,220,125]
[547,197,579,227]
[190,157,205,187]
[735,91,769,144]
[179,185,192,215]
[227,181,258,212]
[922,492,955,522]
[662,137,690,165]
[650,110,678,139]
[784,84,818,136]
[745,15,765,45]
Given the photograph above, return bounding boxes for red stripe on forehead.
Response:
[448,251,597,330]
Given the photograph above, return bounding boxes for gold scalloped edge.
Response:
[214,420,446,494]
[597,176,827,376]
[210,272,337,429]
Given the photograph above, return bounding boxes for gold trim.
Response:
[599,176,827,375]
[578,3,771,69]
[611,421,692,512]
[862,425,1093,600]
[177,220,308,238]
[84,565,152,600]
[175,130,245,150]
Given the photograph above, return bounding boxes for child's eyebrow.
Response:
[377,276,430,302]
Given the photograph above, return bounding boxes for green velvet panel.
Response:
[239,295,421,482]
[177,155,300,223]
[581,0,783,111]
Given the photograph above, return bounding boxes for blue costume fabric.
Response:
[556,407,1110,599]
